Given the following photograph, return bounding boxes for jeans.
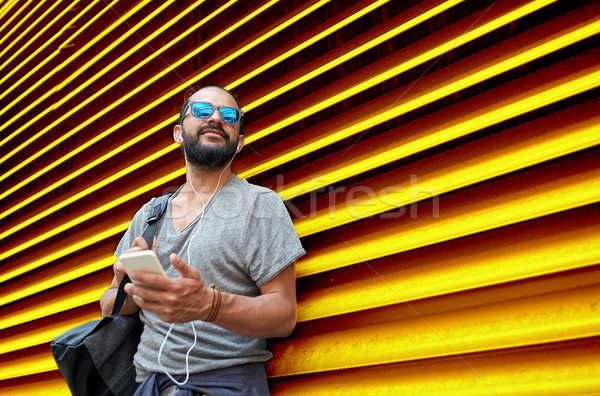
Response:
[134,362,270,396]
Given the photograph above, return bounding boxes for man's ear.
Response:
[236,134,245,153]
[173,125,183,144]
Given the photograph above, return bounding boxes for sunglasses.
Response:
[187,101,243,124]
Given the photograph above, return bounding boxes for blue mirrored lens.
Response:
[192,103,214,118]
[190,102,239,123]
[220,107,238,123]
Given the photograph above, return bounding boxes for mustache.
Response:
[196,124,230,140]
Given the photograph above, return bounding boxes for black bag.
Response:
[51,194,172,396]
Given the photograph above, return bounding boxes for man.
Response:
[100,86,305,395]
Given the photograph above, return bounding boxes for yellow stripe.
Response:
[0,0,43,48]
[243,61,600,183]
[0,0,145,141]
[0,0,275,186]
[240,0,464,111]
[0,159,185,274]
[0,222,130,284]
[0,311,101,355]
[2,63,596,267]
[276,18,600,201]
[0,0,83,76]
[270,338,600,394]
[0,0,116,116]
[297,158,600,277]
[0,0,22,25]
[242,0,558,145]
[0,0,21,23]
[270,281,600,376]
[0,353,58,381]
[0,375,69,395]
[0,119,173,223]
[0,285,106,331]
[0,0,323,207]
[0,256,115,307]
[0,0,98,78]
[0,0,65,60]
[227,0,396,93]
[1,0,593,243]
[0,0,116,100]
[298,224,600,321]
[295,110,600,237]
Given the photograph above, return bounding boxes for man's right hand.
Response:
[100,236,154,317]
[113,236,154,284]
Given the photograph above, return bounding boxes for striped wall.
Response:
[0,0,599,394]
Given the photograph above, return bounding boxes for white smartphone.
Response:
[119,250,166,288]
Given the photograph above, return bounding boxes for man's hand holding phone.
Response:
[119,250,166,289]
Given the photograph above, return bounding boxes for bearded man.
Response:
[100,85,305,396]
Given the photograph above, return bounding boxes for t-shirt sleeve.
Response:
[245,190,306,287]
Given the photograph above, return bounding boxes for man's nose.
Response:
[207,109,223,124]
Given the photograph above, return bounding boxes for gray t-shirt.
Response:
[114,175,305,382]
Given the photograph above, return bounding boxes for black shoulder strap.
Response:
[111,193,174,317]
[141,193,173,249]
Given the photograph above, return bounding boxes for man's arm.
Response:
[123,253,297,338]
[99,263,140,317]
[99,237,151,317]
[213,263,297,338]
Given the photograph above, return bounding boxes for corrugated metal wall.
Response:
[0,0,598,394]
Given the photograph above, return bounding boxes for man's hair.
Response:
[177,85,244,134]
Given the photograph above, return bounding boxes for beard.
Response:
[181,125,239,169]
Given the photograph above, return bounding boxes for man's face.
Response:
[178,87,243,169]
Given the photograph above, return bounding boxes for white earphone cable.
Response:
[157,149,235,386]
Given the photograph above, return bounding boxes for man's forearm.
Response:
[123,258,298,337]
[100,287,139,317]
[210,291,296,338]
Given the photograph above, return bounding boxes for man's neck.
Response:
[182,161,233,201]
[169,162,233,233]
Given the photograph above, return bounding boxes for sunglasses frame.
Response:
[186,101,244,124]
